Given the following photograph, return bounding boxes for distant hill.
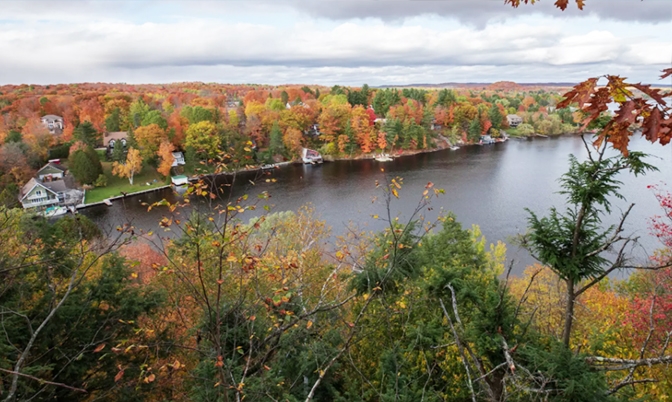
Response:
[376,80,671,90]
[376,81,577,91]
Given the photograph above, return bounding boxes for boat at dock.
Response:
[374,153,393,162]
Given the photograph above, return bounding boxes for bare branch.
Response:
[440,297,478,402]
[0,367,87,394]
[586,355,672,370]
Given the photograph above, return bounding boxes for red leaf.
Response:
[661,68,672,80]
[114,369,125,383]
[631,83,667,106]
[575,0,585,10]
[642,107,662,142]
[555,0,569,10]
[557,78,598,109]
[93,343,106,353]
[612,100,638,126]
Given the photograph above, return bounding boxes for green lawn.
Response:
[84,162,168,204]
[504,127,532,138]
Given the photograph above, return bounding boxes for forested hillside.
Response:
[0,82,581,205]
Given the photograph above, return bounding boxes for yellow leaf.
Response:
[130,272,138,279]
[306,320,313,329]
[391,188,399,198]
[227,254,237,262]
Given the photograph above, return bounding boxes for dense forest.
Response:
[0,81,583,205]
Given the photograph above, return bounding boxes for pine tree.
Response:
[269,122,285,157]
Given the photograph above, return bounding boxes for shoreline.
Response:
[77,134,577,209]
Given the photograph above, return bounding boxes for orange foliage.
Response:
[134,124,167,160]
[168,110,188,147]
[351,105,374,153]
[22,118,54,159]
[77,97,105,132]
[282,127,303,154]
[120,243,166,284]
[157,141,175,177]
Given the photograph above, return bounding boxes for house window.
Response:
[36,190,43,197]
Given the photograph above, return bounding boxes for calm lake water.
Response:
[82,135,672,276]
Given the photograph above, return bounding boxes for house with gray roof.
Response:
[507,114,523,128]
[19,163,83,209]
[37,162,67,181]
[40,115,64,135]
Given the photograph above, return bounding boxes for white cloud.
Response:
[0,0,669,85]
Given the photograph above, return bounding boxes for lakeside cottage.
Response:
[19,162,82,209]
[103,131,129,149]
[171,151,186,167]
[40,115,64,135]
[507,114,523,128]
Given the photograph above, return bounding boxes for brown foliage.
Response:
[558,74,671,154]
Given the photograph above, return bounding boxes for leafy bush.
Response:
[94,174,108,187]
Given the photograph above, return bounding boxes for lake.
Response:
[82,135,672,276]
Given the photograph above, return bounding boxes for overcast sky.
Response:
[1,0,671,86]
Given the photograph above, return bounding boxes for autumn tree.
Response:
[317,96,351,143]
[77,97,105,132]
[21,117,54,162]
[134,123,167,161]
[112,147,143,185]
[185,120,220,160]
[282,127,303,157]
[156,141,175,177]
[0,209,163,401]
[351,105,375,153]
[0,142,32,188]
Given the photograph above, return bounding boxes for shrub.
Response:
[94,174,107,188]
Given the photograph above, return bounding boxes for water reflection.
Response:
[82,136,672,276]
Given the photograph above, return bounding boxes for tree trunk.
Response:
[562,280,575,348]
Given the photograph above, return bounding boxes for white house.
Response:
[19,163,83,209]
[171,151,186,167]
[507,114,523,128]
[19,178,63,209]
[40,115,64,135]
[36,162,67,182]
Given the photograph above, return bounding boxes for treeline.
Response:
[1,144,671,401]
[0,82,581,202]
